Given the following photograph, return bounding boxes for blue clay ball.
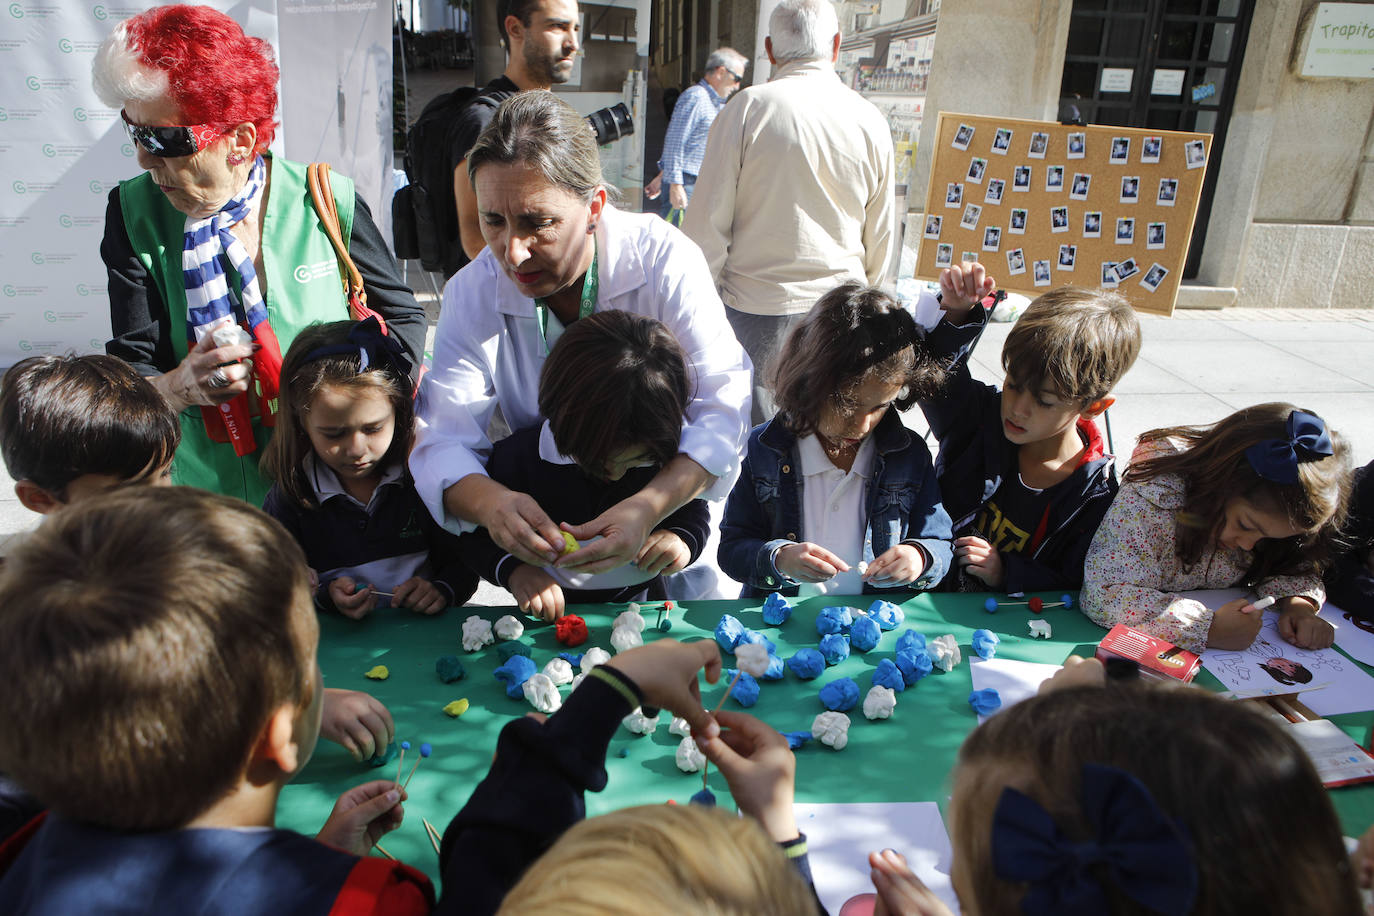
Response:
[896,629,927,655]
[737,629,776,655]
[725,669,761,707]
[419,742,432,757]
[819,677,861,712]
[365,741,397,768]
[434,655,466,683]
[780,730,813,750]
[787,648,826,680]
[715,614,745,652]
[658,618,673,632]
[850,615,882,652]
[984,597,999,613]
[690,787,717,807]
[816,605,854,636]
[1061,593,1075,609]
[969,688,1002,716]
[760,652,786,681]
[819,633,850,666]
[494,655,537,699]
[895,648,933,686]
[869,599,905,630]
[872,659,907,692]
[972,629,1001,660]
[557,652,584,668]
[762,592,793,625]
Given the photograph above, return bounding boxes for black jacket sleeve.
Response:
[1327,460,1374,619]
[102,189,176,376]
[423,514,480,607]
[918,308,998,445]
[659,498,712,566]
[347,195,429,378]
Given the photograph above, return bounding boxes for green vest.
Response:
[119,156,356,505]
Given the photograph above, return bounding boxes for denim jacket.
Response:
[719,410,954,598]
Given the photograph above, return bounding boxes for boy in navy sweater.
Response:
[919,265,1141,593]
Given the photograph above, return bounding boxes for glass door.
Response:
[1059,0,1254,277]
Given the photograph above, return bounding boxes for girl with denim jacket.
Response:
[719,283,954,598]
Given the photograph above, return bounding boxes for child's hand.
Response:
[1207,598,1264,650]
[1276,597,1333,649]
[316,780,405,856]
[954,535,1005,588]
[320,687,395,762]
[509,564,565,621]
[869,848,956,916]
[636,529,691,576]
[1039,655,1106,694]
[328,576,376,620]
[605,638,723,740]
[391,577,447,615]
[864,543,926,587]
[776,542,848,583]
[696,709,798,843]
[937,261,995,322]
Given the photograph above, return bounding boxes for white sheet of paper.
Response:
[793,802,957,915]
[968,656,1062,723]
[1320,602,1374,667]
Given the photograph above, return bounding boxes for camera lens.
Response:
[586,103,634,145]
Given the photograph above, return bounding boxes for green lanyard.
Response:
[534,244,598,353]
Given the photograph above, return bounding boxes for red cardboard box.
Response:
[1095,623,1201,683]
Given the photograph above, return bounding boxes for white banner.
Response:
[0,0,391,368]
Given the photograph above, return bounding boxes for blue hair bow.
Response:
[991,763,1198,916]
[303,316,408,376]
[1244,410,1333,485]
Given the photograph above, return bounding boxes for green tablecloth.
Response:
[277,591,1374,886]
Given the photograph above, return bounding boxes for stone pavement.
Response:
[2,307,1370,608]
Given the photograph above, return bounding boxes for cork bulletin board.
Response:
[916,112,1211,316]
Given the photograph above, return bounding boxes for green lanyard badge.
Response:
[534,244,598,353]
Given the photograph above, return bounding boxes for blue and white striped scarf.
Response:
[182,154,268,341]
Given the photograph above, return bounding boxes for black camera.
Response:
[586,103,633,145]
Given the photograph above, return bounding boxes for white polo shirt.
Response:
[795,432,877,597]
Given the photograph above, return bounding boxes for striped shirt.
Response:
[659,80,726,186]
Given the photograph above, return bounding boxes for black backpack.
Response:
[392,85,509,273]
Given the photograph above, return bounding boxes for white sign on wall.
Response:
[1302,2,1374,78]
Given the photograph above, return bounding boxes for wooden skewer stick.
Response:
[374,842,397,861]
[402,742,432,790]
[700,669,745,790]
[423,818,442,855]
[393,742,410,789]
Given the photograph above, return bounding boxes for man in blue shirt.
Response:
[646,48,748,218]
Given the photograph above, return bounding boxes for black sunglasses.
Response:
[121,110,224,158]
[724,68,742,83]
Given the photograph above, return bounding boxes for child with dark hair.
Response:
[1082,403,1350,652]
[460,310,710,619]
[719,282,953,597]
[0,353,179,513]
[1326,459,1374,620]
[262,318,477,619]
[918,264,1141,593]
[866,680,1362,916]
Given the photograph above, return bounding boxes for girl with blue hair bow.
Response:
[1080,402,1350,653]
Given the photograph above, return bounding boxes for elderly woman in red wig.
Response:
[93,4,426,504]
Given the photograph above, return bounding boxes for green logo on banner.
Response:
[0,109,9,122]
[42,143,56,158]
[90,338,103,348]
[12,181,25,194]
[3,286,16,297]
[43,310,56,323]
[120,142,134,157]
[30,252,44,265]
[88,180,104,194]
[73,107,88,122]
[9,4,24,19]
[57,38,72,53]
[93,4,107,19]
[25,76,39,91]
[19,341,33,352]
[58,214,72,227]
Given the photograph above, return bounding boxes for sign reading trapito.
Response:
[1301,2,1374,79]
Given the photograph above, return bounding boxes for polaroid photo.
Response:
[924,214,942,239]
[1070,173,1091,201]
[1083,211,1102,238]
[1058,244,1077,270]
[1185,139,1207,169]
[982,227,1002,252]
[962,250,979,263]
[1033,259,1052,287]
[1146,222,1166,250]
[1114,257,1140,282]
[1140,263,1168,292]
[984,179,1006,205]
[1157,178,1178,207]
[1012,165,1032,191]
[1067,132,1086,159]
[1046,165,1065,192]
[1101,261,1119,288]
[967,157,988,185]
[945,182,963,208]
[1009,208,1028,234]
[1115,217,1135,244]
[1142,136,1162,164]
[1051,206,1069,233]
[961,203,983,230]
[953,123,975,151]
[935,243,954,268]
[1110,137,1130,164]
[1028,132,1049,159]
[1007,248,1026,275]
[1120,175,1140,204]
[992,128,1012,154]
